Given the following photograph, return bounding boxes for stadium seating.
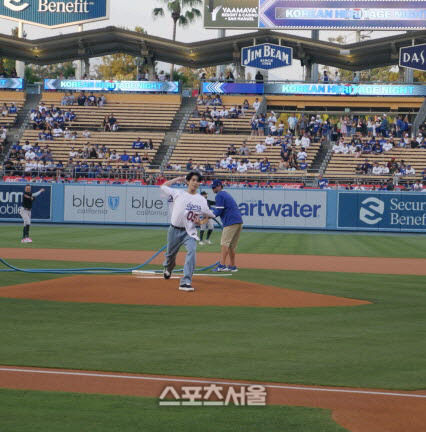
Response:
[0,91,25,128]
[19,130,164,167]
[325,144,425,180]
[266,95,424,112]
[40,93,181,130]
[167,133,319,180]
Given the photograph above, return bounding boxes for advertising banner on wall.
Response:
[0,184,51,220]
[264,82,426,97]
[202,82,263,94]
[338,192,426,231]
[202,81,426,97]
[399,43,426,72]
[204,0,426,30]
[44,79,180,93]
[0,78,24,90]
[0,0,109,28]
[241,43,292,70]
[64,185,327,229]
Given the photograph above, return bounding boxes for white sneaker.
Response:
[179,284,194,292]
[199,241,205,245]
[205,240,212,245]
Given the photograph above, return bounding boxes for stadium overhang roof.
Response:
[1,26,426,71]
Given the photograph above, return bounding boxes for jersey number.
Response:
[186,211,198,222]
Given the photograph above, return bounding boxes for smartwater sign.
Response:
[400,44,426,72]
[0,184,51,220]
[241,43,292,70]
[338,192,426,231]
[0,0,109,28]
[45,79,180,93]
[214,188,327,228]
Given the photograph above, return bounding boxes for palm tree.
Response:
[153,0,202,76]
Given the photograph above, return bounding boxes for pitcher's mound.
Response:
[0,275,370,308]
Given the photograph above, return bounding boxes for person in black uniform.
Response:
[199,191,216,245]
[19,185,45,243]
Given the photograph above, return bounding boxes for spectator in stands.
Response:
[383,140,393,152]
[102,115,110,132]
[239,142,250,156]
[259,157,271,172]
[258,114,266,137]
[267,111,277,134]
[227,144,237,156]
[33,112,45,130]
[256,141,266,153]
[300,133,310,147]
[372,162,382,175]
[255,71,264,83]
[199,118,208,133]
[413,180,423,191]
[297,148,307,162]
[225,71,235,82]
[250,116,259,136]
[406,165,416,176]
[361,159,372,174]
[186,159,193,170]
[287,113,298,135]
[109,150,119,161]
[253,98,260,112]
[1,103,8,117]
[317,175,329,188]
[265,134,275,146]
[353,72,360,83]
[372,141,383,154]
[64,128,72,139]
[53,125,63,137]
[108,114,118,132]
[87,92,97,106]
[77,91,87,106]
[98,94,106,107]
[9,103,17,114]
[120,151,130,163]
[322,71,329,83]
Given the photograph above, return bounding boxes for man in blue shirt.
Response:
[317,174,329,189]
[211,179,243,272]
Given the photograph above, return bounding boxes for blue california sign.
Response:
[241,43,292,70]
[0,0,109,28]
[400,43,426,72]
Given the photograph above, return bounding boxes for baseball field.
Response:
[0,225,425,432]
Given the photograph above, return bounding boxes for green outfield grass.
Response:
[0,389,347,432]
[1,260,425,390]
[1,225,426,258]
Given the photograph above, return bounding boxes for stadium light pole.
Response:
[15,21,25,78]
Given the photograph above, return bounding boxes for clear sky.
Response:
[0,0,405,80]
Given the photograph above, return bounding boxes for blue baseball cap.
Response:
[211,179,222,189]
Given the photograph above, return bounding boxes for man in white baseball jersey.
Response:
[19,185,45,243]
[160,172,215,292]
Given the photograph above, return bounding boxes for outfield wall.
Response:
[1,183,425,232]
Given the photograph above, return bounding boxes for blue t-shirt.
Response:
[213,190,243,227]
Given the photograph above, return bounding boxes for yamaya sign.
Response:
[0,0,109,28]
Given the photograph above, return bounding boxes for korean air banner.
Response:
[338,192,426,231]
[204,0,426,30]
[44,79,180,93]
[0,184,51,220]
[0,78,24,90]
[63,185,327,229]
[0,0,109,28]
